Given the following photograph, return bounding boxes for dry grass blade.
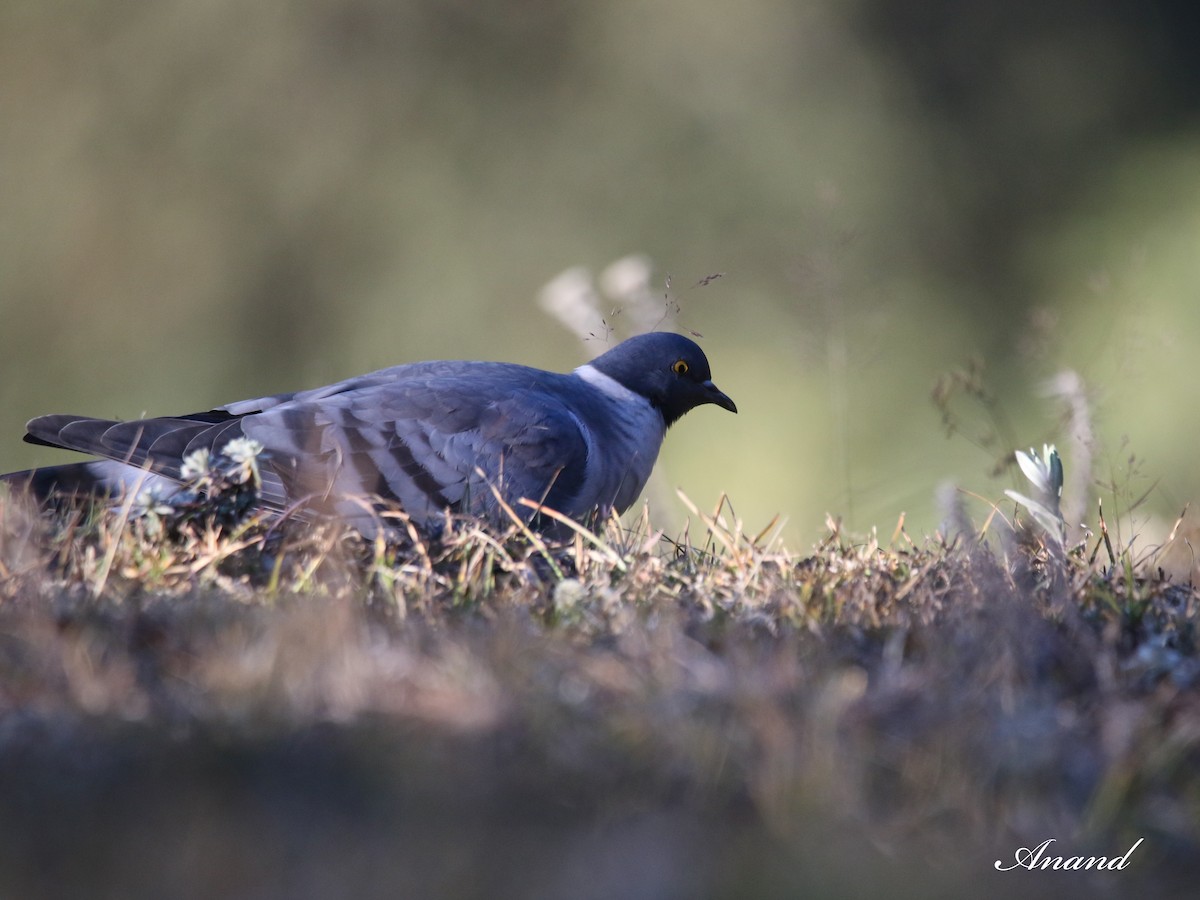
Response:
[90,466,154,598]
[186,534,265,575]
[676,489,735,556]
[481,473,564,580]
[516,498,627,571]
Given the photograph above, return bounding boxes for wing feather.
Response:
[22,363,595,528]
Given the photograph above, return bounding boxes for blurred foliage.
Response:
[2,0,1199,553]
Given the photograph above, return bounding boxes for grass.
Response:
[0,479,1198,899]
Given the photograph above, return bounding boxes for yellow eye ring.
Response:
[672,359,689,376]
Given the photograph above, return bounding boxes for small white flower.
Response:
[220,437,263,487]
[221,438,263,464]
[553,578,586,615]
[1014,444,1063,507]
[1008,444,1065,546]
[180,448,212,483]
[131,486,175,523]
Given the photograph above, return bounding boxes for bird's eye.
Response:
[672,359,689,376]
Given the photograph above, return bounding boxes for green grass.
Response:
[0,485,1197,899]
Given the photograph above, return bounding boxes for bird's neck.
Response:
[573,364,649,407]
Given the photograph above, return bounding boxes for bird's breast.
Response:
[570,393,666,518]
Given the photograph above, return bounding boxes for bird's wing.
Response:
[243,374,592,524]
[22,365,593,526]
[217,361,471,416]
[19,363,501,513]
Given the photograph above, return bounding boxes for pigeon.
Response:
[3,332,736,534]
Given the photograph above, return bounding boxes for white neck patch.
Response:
[574,364,652,407]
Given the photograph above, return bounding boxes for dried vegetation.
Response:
[0,479,1197,899]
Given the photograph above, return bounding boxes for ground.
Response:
[0,486,1197,899]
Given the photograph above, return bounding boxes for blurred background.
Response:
[3,0,1199,551]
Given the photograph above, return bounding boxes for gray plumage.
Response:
[4,333,736,534]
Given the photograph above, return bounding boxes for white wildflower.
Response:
[180,448,212,483]
[220,438,263,487]
[1006,444,1065,546]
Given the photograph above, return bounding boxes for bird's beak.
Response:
[702,380,737,413]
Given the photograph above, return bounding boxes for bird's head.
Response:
[586,332,737,427]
